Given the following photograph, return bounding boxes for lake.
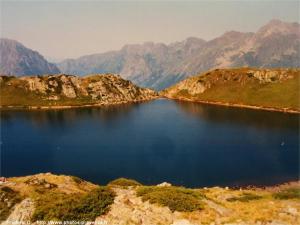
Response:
[1,99,299,187]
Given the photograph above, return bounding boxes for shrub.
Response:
[32,187,115,222]
[0,186,23,221]
[136,186,204,212]
[247,73,254,78]
[25,178,57,189]
[177,89,190,97]
[108,178,142,187]
[227,193,262,202]
[273,188,300,200]
[71,176,84,184]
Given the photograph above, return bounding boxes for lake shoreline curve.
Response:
[0,97,159,111]
[164,96,300,114]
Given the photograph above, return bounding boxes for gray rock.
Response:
[157,182,172,187]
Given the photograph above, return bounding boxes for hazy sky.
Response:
[1,0,299,60]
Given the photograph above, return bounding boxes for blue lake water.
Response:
[1,99,299,187]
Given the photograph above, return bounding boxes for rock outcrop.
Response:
[1,199,35,225]
[0,74,158,107]
[162,68,300,113]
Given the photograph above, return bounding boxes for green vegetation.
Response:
[32,187,115,222]
[2,174,300,225]
[197,74,299,110]
[0,186,23,221]
[71,176,84,184]
[0,80,97,107]
[177,89,190,98]
[227,193,262,202]
[273,188,300,200]
[136,186,204,212]
[166,68,300,111]
[108,178,142,187]
[0,73,157,108]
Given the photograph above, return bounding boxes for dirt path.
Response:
[203,199,233,216]
[96,187,196,225]
[1,198,35,225]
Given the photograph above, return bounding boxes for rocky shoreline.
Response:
[165,96,300,114]
[0,74,159,108]
[0,96,299,114]
[0,97,159,110]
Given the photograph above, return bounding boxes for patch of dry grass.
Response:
[31,187,115,222]
[0,186,23,221]
[137,186,205,212]
[108,178,142,187]
[273,187,300,200]
[164,68,300,111]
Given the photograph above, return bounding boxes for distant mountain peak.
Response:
[0,38,20,45]
[182,37,206,47]
[219,30,254,42]
[265,18,299,27]
[185,37,206,43]
[257,19,300,38]
[121,42,168,54]
[0,38,60,76]
[223,30,245,37]
[0,38,27,52]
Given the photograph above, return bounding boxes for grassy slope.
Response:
[164,68,300,111]
[0,78,96,107]
[3,175,300,224]
[198,75,299,110]
[0,75,155,108]
[4,174,114,223]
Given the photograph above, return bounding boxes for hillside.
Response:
[161,68,300,113]
[1,173,299,225]
[57,20,300,90]
[0,74,158,108]
[0,38,60,76]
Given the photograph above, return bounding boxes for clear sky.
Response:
[0,0,299,60]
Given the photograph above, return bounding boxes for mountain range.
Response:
[57,19,300,90]
[0,19,299,90]
[0,38,60,76]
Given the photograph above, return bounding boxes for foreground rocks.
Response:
[0,74,158,108]
[2,198,34,225]
[1,173,299,225]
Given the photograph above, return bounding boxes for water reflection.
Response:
[0,102,142,128]
[175,100,299,131]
